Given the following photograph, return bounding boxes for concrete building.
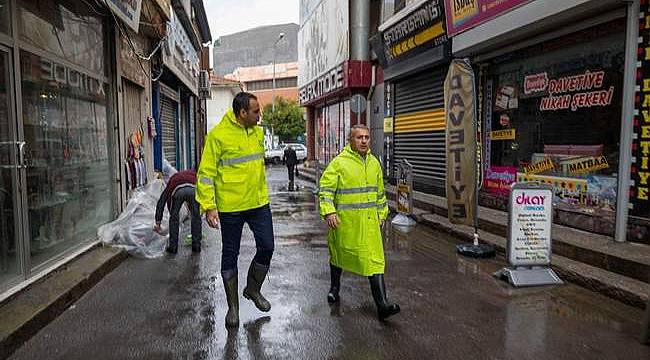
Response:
[225,62,299,109]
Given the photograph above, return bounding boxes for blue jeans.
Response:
[219,204,274,272]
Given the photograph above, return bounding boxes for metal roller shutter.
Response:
[161,95,177,168]
[393,66,447,196]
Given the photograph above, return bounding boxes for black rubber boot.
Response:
[166,242,178,254]
[368,274,400,320]
[222,269,239,328]
[243,261,271,312]
[191,242,201,253]
[327,264,342,303]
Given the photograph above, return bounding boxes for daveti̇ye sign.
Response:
[445,59,477,225]
[632,2,650,218]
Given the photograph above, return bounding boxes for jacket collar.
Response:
[224,109,245,129]
[343,145,371,161]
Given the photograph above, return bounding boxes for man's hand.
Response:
[153,222,162,234]
[325,213,340,229]
[206,209,220,229]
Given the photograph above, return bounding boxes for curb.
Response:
[0,245,127,359]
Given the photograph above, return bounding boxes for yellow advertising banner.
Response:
[524,158,555,175]
[489,129,516,140]
[397,184,410,213]
[566,156,609,175]
[445,59,476,225]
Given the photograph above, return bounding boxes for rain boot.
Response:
[243,261,271,312]
[222,269,239,328]
[327,264,342,303]
[368,274,400,320]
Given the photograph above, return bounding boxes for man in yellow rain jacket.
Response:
[196,92,274,328]
[318,124,400,320]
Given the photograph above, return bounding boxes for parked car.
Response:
[265,145,285,164]
[264,143,307,164]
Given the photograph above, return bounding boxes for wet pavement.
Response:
[9,166,650,360]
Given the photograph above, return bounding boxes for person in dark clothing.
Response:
[284,145,298,190]
[154,169,202,254]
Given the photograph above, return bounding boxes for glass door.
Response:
[0,45,24,290]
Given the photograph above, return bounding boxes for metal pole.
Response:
[615,0,640,243]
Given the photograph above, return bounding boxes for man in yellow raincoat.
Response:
[318,125,400,320]
[196,92,274,328]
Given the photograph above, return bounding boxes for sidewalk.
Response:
[297,164,650,309]
[0,244,126,359]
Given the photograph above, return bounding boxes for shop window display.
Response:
[316,100,351,165]
[18,0,112,269]
[484,20,625,231]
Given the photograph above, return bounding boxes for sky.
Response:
[204,0,300,39]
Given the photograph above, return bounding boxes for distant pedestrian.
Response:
[284,145,298,190]
[196,92,275,328]
[154,169,202,254]
[318,124,400,320]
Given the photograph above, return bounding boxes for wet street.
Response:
[9,166,649,360]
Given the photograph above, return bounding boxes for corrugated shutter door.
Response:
[393,67,447,196]
[161,95,177,168]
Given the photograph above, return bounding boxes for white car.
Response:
[264,143,307,164]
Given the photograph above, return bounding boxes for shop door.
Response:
[0,46,26,291]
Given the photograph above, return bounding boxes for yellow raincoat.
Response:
[318,145,389,276]
[196,109,269,213]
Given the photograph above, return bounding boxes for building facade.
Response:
[0,0,210,298]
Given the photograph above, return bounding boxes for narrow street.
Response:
[9,167,649,360]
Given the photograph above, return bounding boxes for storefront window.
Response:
[316,100,352,165]
[18,0,106,76]
[20,47,111,267]
[0,0,10,35]
[485,20,625,223]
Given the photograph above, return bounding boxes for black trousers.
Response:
[169,187,202,246]
[287,164,295,183]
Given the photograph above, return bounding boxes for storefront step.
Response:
[415,211,649,310]
[0,244,127,359]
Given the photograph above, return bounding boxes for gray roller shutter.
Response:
[393,66,447,196]
[160,93,178,169]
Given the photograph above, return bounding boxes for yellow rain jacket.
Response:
[318,145,389,276]
[196,109,269,213]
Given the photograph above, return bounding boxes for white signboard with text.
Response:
[508,183,553,267]
[298,0,349,87]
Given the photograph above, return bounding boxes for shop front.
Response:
[154,4,200,171]
[372,0,451,195]
[0,0,115,293]
[446,0,647,242]
[480,19,625,235]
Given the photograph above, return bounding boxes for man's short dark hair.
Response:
[233,92,258,116]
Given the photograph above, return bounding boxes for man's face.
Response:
[350,128,370,155]
[238,99,260,127]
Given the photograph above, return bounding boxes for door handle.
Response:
[17,141,26,169]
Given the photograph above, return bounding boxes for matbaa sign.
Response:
[508,184,553,266]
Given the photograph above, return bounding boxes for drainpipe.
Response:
[350,0,370,61]
[615,0,640,243]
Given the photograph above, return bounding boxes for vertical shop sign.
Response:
[445,59,477,225]
[632,3,650,217]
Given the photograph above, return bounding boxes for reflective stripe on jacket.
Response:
[318,145,389,276]
[196,109,269,213]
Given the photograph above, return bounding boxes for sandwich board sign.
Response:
[497,182,562,286]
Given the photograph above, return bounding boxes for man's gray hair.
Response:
[349,124,370,140]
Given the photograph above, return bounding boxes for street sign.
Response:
[350,94,367,114]
[496,182,563,286]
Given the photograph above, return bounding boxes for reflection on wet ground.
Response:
[10,166,649,360]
